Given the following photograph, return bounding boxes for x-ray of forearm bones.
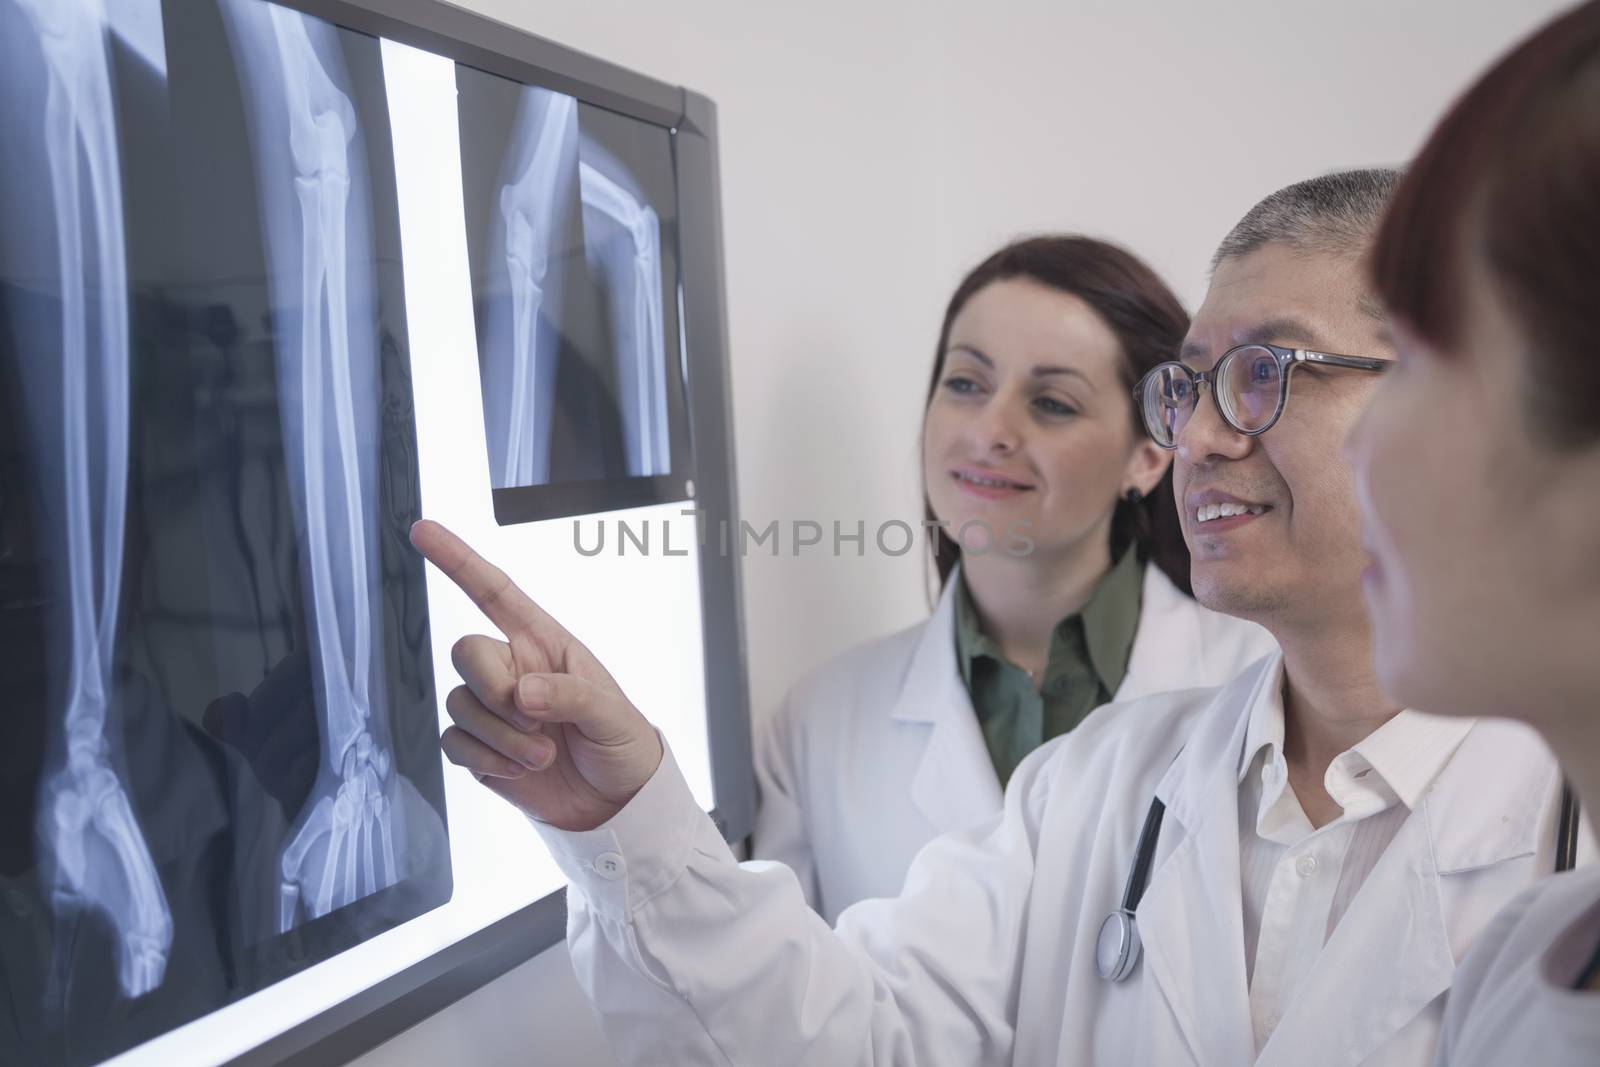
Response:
[487,87,579,488]
[217,0,406,932]
[579,152,670,478]
[11,0,176,1002]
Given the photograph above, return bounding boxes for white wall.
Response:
[355,2,1572,1064]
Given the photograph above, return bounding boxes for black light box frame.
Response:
[210,1,752,1063]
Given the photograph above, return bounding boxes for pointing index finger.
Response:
[410,519,550,638]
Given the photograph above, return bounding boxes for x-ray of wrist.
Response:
[1,0,697,1057]
[7,0,175,1003]
[1,1,449,1061]
[216,0,441,932]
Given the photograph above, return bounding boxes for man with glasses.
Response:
[412,169,1581,1065]
[1139,344,1391,447]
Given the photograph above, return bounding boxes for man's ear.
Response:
[1124,438,1171,499]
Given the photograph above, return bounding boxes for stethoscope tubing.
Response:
[1097,780,1583,983]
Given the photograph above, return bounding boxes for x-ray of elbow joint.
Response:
[482,85,579,490]
[458,69,687,518]
[579,151,671,480]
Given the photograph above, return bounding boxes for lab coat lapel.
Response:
[1134,673,1263,1067]
[1256,807,1452,1067]
[1116,563,1205,701]
[1258,718,1549,1067]
[891,570,1003,834]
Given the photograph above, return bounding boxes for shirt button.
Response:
[593,851,625,880]
[1295,852,1318,878]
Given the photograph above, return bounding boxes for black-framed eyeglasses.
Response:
[1135,343,1390,449]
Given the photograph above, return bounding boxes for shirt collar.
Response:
[1237,655,1289,786]
[1340,710,1475,810]
[953,545,1145,695]
[1078,543,1144,692]
[952,575,993,692]
[1236,656,1476,814]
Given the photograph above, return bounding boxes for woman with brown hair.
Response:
[1344,2,1600,1061]
[753,236,1273,921]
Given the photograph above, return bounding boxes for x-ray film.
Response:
[0,2,448,1063]
[0,2,718,1064]
[457,67,692,525]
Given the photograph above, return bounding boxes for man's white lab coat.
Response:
[536,654,1579,1066]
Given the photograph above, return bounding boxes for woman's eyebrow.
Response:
[946,344,1096,392]
[945,343,991,367]
[1032,365,1095,392]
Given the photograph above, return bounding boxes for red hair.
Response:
[1371,0,1600,446]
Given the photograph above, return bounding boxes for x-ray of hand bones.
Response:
[222,1,400,932]
[15,0,175,1001]
[579,159,670,477]
[496,90,577,487]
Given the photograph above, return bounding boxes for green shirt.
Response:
[954,547,1145,787]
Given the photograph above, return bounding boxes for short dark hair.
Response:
[923,236,1195,595]
[1371,0,1600,448]
[1213,168,1404,271]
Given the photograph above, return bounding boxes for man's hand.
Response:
[409,519,663,831]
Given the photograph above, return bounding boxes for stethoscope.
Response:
[1094,780,1584,983]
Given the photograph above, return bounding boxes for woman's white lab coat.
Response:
[536,654,1582,1067]
[755,561,1277,920]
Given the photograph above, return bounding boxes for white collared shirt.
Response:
[1235,664,1475,1052]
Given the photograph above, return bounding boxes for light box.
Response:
[0,1,748,1063]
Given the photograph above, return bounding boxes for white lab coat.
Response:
[536,653,1587,1067]
[1433,865,1600,1067]
[755,561,1277,920]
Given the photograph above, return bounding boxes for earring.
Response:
[1123,488,1143,505]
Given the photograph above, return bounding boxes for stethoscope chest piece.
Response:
[1093,779,1582,988]
[1095,907,1142,982]
[1096,789,1169,985]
